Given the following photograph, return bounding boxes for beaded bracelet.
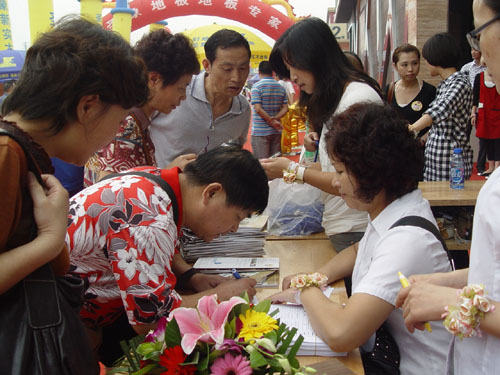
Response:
[442,284,495,339]
[283,161,306,184]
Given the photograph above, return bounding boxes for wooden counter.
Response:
[259,239,363,375]
[418,180,485,206]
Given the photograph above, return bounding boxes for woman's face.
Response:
[284,60,315,94]
[473,0,500,92]
[149,73,192,115]
[330,159,368,212]
[394,52,420,83]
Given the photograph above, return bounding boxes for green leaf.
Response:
[276,327,298,355]
[164,318,182,348]
[198,344,210,371]
[288,334,304,359]
[184,350,200,365]
[224,319,235,339]
[250,348,268,368]
[131,363,160,375]
[264,330,278,345]
[253,299,271,313]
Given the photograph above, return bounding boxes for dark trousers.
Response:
[477,138,488,173]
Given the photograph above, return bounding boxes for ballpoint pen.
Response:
[231,268,242,279]
[398,272,432,332]
[313,140,319,162]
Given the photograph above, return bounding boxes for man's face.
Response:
[204,46,250,97]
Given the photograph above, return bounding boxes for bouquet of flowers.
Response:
[109,293,316,375]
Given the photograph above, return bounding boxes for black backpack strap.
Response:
[390,215,455,270]
[99,171,179,225]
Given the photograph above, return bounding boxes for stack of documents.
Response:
[271,303,347,357]
[180,215,268,263]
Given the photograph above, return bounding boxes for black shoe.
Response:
[478,171,492,176]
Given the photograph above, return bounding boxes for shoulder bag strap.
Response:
[0,128,44,186]
[99,171,179,225]
[387,82,395,104]
[390,215,455,270]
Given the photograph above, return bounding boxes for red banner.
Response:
[102,0,294,40]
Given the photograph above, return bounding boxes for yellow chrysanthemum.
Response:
[238,309,279,341]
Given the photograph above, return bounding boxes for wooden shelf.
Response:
[445,238,470,251]
[419,180,485,206]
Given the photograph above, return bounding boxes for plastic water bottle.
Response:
[450,148,465,190]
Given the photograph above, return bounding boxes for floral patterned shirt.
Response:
[67,166,183,328]
[84,108,157,186]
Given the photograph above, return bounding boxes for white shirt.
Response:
[352,189,452,375]
[318,81,382,236]
[451,168,500,374]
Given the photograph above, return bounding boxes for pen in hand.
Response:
[231,268,242,279]
[398,272,432,332]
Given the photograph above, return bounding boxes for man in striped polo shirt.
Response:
[250,61,289,159]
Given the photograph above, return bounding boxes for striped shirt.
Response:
[251,77,287,136]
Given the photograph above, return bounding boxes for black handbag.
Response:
[0,128,98,375]
[360,215,454,375]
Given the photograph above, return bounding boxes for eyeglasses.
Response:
[467,14,500,51]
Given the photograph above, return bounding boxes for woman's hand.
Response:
[30,173,69,250]
[167,153,197,170]
[268,288,297,304]
[189,273,227,292]
[303,132,319,152]
[396,282,459,333]
[259,157,291,180]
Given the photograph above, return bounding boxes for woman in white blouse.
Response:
[270,102,452,375]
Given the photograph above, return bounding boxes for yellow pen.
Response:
[398,272,432,332]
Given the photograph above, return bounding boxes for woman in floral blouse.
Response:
[408,32,473,181]
[85,29,200,186]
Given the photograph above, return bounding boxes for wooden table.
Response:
[418,180,485,206]
[258,238,364,375]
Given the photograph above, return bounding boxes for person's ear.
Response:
[76,94,100,124]
[202,58,211,74]
[202,183,222,204]
[148,72,162,88]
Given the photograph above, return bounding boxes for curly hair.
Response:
[2,16,149,135]
[134,29,200,87]
[325,102,423,203]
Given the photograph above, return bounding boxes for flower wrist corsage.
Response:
[290,272,328,305]
[283,161,306,184]
[442,284,495,339]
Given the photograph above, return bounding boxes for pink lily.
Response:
[170,294,246,355]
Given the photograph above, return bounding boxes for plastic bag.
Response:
[265,179,324,236]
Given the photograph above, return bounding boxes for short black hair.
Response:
[422,32,461,69]
[2,16,149,134]
[325,102,423,203]
[134,29,199,87]
[183,145,268,214]
[258,60,273,76]
[204,29,251,64]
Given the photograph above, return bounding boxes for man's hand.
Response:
[214,278,257,300]
[189,273,227,292]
